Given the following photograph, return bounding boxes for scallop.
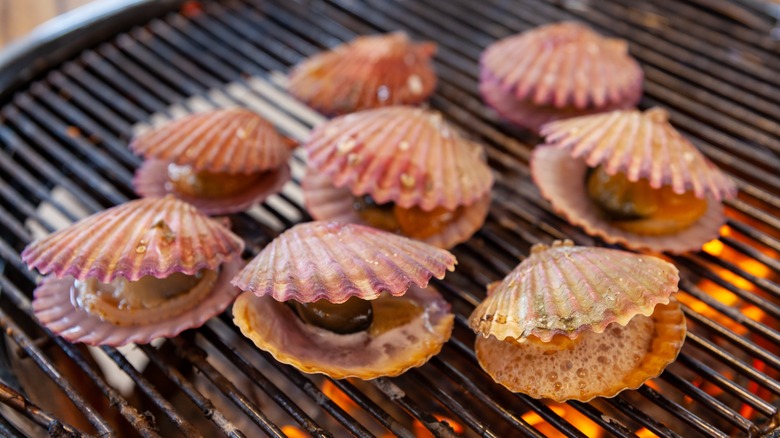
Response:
[233,285,454,379]
[302,169,492,249]
[231,221,457,303]
[481,22,643,110]
[22,195,245,283]
[287,32,437,115]
[304,106,494,212]
[23,196,245,346]
[475,300,686,402]
[468,240,679,342]
[130,108,292,174]
[532,108,736,253]
[539,107,737,200]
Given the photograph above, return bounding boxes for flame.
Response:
[281,425,308,438]
[635,427,657,437]
[521,404,602,437]
[321,380,358,412]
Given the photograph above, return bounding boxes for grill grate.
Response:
[0,0,779,436]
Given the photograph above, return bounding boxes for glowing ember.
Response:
[281,425,308,438]
[520,404,602,437]
[413,414,465,437]
[321,380,358,412]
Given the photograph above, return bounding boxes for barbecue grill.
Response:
[0,0,779,436]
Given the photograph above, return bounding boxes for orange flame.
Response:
[521,404,603,437]
[412,414,465,437]
[281,425,308,438]
[321,380,358,412]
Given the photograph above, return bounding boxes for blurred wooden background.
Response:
[0,0,95,48]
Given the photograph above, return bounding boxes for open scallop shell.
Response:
[32,257,243,346]
[133,159,291,215]
[469,240,679,342]
[22,196,245,283]
[233,284,454,379]
[539,107,737,200]
[232,221,457,303]
[305,106,494,211]
[475,300,686,402]
[130,108,292,174]
[480,22,643,110]
[288,32,437,115]
[480,72,634,132]
[531,144,727,253]
[302,170,491,249]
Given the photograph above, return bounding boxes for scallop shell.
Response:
[305,106,494,211]
[480,72,634,132]
[231,221,457,303]
[531,146,727,253]
[475,300,686,402]
[302,169,491,249]
[233,284,454,379]
[539,107,737,200]
[288,32,437,115]
[130,108,292,174]
[469,240,679,342]
[32,256,243,346]
[133,159,291,215]
[22,196,245,283]
[480,22,643,109]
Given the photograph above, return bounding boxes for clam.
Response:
[287,32,437,115]
[480,22,642,131]
[23,196,245,346]
[469,240,686,402]
[532,107,737,253]
[302,106,494,249]
[232,221,456,379]
[131,108,293,215]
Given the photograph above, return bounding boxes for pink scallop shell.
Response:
[302,170,491,249]
[287,32,437,115]
[480,71,634,132]
[22,196,245,283]
[231,220,457,303]
[232,285,454,379]
[130,108,292,174]
[469,240,679,343]
[531,146,727,253]
[304,106,494,211]
[32,256,243,346]
[133,159,292,215]
[539,107,737,200]
[481,22,643,109]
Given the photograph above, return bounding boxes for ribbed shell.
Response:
[287,32,437,115]
[22,196,245,283]
[469,240,679,342]
[479,71,634,132]
[531,146,727,253]
[133,159,291,215]
[32,257,243,346]
[305,106,494,211]
[231,221,457,303]
[481,22,643,109]
[130,108,292,174]
[302,169,491,249]
[540,107,737,200]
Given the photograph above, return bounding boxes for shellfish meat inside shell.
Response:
[233,285,453,379]
[166,163,269,199]
[74,270,218,326]
[352,194,468,240]
[475,300,686,402]
[586,165,708,236]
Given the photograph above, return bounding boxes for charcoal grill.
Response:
[0,0,779,436]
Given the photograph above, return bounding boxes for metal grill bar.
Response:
[0,371,81,436]
[0,0,778,436]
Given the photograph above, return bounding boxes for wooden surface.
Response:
[0,0,96,48]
